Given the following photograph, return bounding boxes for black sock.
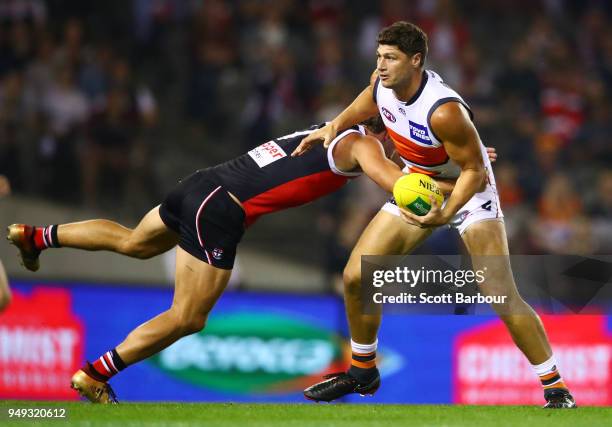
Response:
[348,351,378,383]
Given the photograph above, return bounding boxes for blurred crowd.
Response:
[0,0,610,275]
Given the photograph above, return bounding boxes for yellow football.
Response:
[393,173,444,216]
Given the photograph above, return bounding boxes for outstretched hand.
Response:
[486,146,497,163]
[399,196,450,228]
[291,124,337,156]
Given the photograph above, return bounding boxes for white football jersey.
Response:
[374,69,490,179]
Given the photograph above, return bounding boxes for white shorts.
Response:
[381,180,504,235]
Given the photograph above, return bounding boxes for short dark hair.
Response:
[361,115,386,133]
[377,21,428,67]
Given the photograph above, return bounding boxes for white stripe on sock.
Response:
[41,227,49,248]
[106,351,118,373]
[99,357,112,374]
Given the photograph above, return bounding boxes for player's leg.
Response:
[57,206,177,258]
[344,210,432,344]
[115,248,231,363]
[0,260,11,312]
[462,220,551,361]
[70,171,245,403]
[305,208,431,402]
[462,219,576,408]
[344,210,431,379]
[71,247,232,403]
[7,206,178,271]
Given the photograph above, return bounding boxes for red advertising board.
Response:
[454,315,612,405]
[0,287,84,400]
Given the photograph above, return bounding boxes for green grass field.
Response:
[0,402,609,427]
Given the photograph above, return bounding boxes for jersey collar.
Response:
[400,70,428,106]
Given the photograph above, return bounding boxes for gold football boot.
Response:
[70,369,119,404]
[7,224,41,271]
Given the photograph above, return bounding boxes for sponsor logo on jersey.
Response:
[398,107,406,116]
[248,141,287,168]
[381,107,396,123]
[408,120,432,145]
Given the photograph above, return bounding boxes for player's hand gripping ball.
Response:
[393,173,444,216]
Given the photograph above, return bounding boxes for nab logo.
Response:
[408,121,432,145]
[381,107,396,123]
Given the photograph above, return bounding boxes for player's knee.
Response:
[343,265,361,296]
[172,311,207,336]
[495,295,535,322]
[488,295,510,311]
[500,312,531,330]
[181,316,207,335]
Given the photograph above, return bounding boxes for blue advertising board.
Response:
[1,281,610,404]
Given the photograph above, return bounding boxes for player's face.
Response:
[376,44,419,89]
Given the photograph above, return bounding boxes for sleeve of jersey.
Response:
[426,97,475,142]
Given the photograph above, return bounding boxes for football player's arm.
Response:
[434,146,496,195]
[433,179,456,196]
[401,102,485,227]
[292,72,379,156]
[351,135,404,193]
[352,138,472,196]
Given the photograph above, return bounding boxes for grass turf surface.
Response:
[0,402,609,427]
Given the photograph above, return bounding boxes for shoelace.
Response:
[94,384,119,404]
[314,373,355,394]
[323,372,346,380]
[106,384,119,404]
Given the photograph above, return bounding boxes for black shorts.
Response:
[159,170,245,269]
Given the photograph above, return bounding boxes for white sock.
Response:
[351,339,378,355]
[531,355,558,376]
[532,355,567,389]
